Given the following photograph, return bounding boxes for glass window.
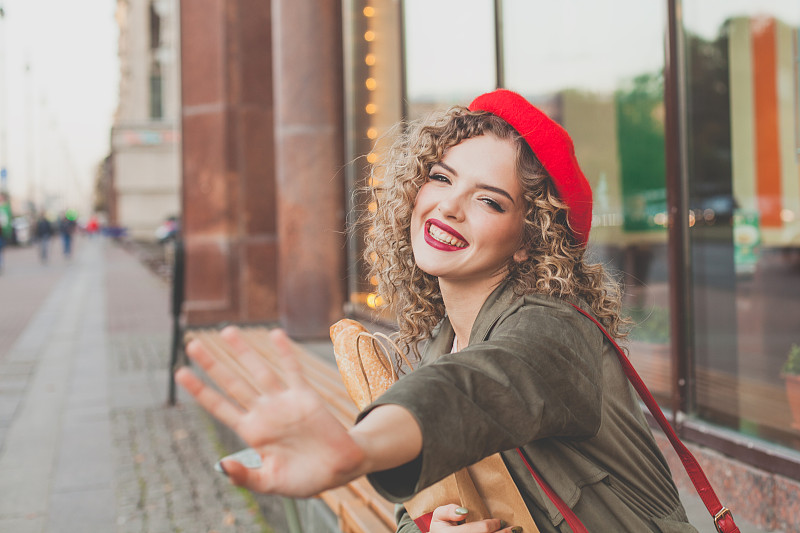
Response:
[343,0,405,318]
[682,1,800,449]
[403,0,497,118]
[502,0,671,400]
[150,68,163,120]
[344,0,496,318]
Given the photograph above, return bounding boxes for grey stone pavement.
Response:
[0,235,769,533]
[0,237,270,533]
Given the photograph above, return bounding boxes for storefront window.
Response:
[345,0,497,318]
[682,1,800,449]
[502,0,671,400]
[403,0,497,118]
[343,0,405,317]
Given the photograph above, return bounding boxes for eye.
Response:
[428,173,451,184]
[480,197,506,213]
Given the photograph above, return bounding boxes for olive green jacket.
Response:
[358,282,698,533]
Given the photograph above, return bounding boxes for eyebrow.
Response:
[433,161,516,204]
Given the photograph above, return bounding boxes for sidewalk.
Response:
[0,238,269,532]
[0,237,770,532]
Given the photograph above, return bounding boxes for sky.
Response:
[403,0,799,102]
[0,0,119,216]
[402,0,666,104]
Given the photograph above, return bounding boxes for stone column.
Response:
[180,0,278,325]
[272,0,347,338]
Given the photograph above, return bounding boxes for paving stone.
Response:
[0,241,276,533]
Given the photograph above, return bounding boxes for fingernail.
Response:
[215,460,229,476]
[499,520,507,528]
[455,507,469,515]
[511,527,523,533]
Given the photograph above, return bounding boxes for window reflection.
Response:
[683,2,800,448]
[343,0,404,318]
[502,0,671,400]
[403,0,496,118]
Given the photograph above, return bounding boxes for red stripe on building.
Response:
[752,16,782,227]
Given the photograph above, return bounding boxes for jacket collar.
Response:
[425,281,518,359]
[424,281,595,361]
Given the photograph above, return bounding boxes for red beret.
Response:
[469,89,593,246]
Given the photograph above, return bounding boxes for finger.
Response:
[175,367,245,429]
[453,519,508,533]
[219,456,290,496]
[185,338,262,408]
[218,457,265,489]
[268,329,308,389]
[220,326,286,393]
[432,504,468,523]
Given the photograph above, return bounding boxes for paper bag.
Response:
[328,320,540,533]
[405,453,540,533]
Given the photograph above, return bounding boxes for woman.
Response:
[176,89,698,532]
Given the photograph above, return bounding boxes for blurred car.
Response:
[12,217,32,245]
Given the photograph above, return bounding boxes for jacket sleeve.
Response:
[394,504,421,533]
[359,300,604,502]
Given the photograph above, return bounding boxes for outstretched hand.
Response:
[175,327,366,497]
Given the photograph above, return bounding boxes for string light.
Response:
[362,2,382,313]
[366,293,385,308]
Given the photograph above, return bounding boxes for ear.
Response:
[513,248,529,263]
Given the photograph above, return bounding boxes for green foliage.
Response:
[783,344,800,376]
[615,71,667,233]
[626,305,670,344]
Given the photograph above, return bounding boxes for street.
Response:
[0,237,268,532]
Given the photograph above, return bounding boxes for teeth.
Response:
[428,224,467,248]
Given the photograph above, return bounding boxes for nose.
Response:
[437,192,465,222]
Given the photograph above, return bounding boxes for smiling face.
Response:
[410,134,528,292]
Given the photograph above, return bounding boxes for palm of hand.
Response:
[232,385,365,497]
[176,327,365,498]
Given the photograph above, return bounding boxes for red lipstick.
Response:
[424,219,469,251]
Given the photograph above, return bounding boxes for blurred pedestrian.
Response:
[0,192,12,274]
[86,214,100,237]
[58,211,77,259]
[35,211,54,264]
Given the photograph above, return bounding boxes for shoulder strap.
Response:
[516,304,740,533]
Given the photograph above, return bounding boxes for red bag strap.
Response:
[516,304,740,533]
[515,448,589,533]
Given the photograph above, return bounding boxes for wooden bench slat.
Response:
[350,477,396,529]
[185,326,397,533]
[340,498,395,533]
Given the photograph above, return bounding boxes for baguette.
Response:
[329,319,396,410]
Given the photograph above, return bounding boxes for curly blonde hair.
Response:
[364,106,627,363]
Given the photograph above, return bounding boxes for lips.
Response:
[424,220,469,251]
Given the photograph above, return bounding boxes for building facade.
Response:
[111,0,181,239]
[179,1,800,530]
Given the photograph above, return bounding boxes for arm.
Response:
[363,301,604,501]
[175,326,422,497]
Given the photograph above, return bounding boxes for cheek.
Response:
[412,184,434,215]
[497,217,526,249]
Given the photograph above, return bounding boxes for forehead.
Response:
[439,135,521,190]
